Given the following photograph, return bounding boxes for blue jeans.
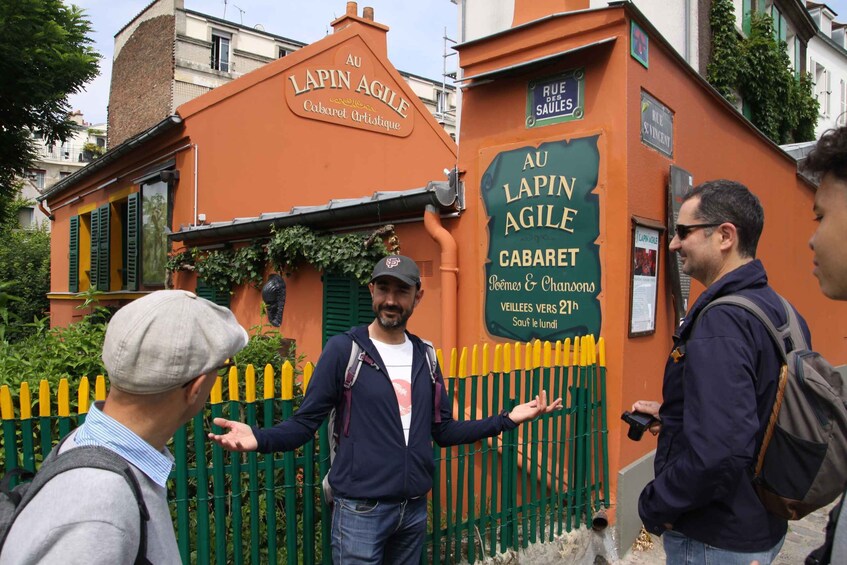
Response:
[663,530,785,565]
[331,496,428,564]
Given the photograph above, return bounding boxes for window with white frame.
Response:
[27,169,45,189]
[211,31,231,72]
[17,207,34,230]
[840,80,847,126]
[278,47,288,58]
[435,89,447,114]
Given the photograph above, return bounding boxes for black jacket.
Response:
[639,260,811,551]
[254,325,517,501]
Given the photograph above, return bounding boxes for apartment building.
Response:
[108,0,457,147]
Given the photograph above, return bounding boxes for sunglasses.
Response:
[182,359,236,388]
[674,223,723,240]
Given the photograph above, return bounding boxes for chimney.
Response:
[330,2,389,57]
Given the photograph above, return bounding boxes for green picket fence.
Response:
[0,336,610,564]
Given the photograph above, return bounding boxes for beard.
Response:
[375,305,412,330]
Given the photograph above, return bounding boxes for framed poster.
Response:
[667,165,693,325]
[629,217,664,336]
[631,21,649,68]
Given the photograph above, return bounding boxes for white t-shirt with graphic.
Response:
[371,336,414,445]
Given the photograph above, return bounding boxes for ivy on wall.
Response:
[166,225,394,295]
[707,0,819,144]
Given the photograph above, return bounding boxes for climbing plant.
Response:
[166,225,393,294]
[707,0,819,144]
[266,225,391,284]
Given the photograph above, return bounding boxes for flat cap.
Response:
[102,290,248,394]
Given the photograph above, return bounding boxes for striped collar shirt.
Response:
[73,401,174,487]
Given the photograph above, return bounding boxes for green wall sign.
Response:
[481,136,601,341]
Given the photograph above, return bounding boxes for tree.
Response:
[0,0,100,218]
[707,0,819,144]
[0,196,51,343]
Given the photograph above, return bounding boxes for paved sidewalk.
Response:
[618,501,834,564]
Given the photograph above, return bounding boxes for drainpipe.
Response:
[424,204,458,356]
[193,144,199,226]
[38,200,54,221]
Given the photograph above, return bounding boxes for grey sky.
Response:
[68,1,459,125]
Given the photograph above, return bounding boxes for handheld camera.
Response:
[621,411,658,441]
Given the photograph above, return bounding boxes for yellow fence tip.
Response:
[281,361,294,400]
[78,377,90,415]
[598,337,606,367]
[95,375,106,401]
[210,376,222,404]
[503,343,512,373]
[20,382,31,420]
[228,365,239,402]
[449,348,458,379]
[471,344,479,377]
[459,347,468,378]
[0,386,12,420]
[513,342,522,371]
[39,379,51,417]
[302,362,314,393]
[58,378,70,417]
[245,364,256,403]
[482,343,490,375]
[263,364,275,399]
[543,341,552,367]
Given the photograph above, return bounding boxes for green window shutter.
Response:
[90,209,99,290]
[322,274,373,345]
[779,14,787,43]
[196,279,230,308]
[126,193,140,290]
[795,40,802,78]
[772,8,781,41]
[743,0,752,35]
[69,216,79,293]
[96,204,110,290]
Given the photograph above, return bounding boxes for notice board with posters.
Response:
[667,165,693,325]
[481,136,601,342]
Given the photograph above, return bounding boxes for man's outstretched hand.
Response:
[207,418,259,452]
[507,390,563,424]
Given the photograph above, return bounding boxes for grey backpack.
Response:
[322,335,440,504]
[699,294,847,520]
[0,437,150,562]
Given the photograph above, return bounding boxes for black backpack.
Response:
[0,438,151,564]
[697,294,847,520]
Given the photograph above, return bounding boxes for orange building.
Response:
[40,1,847,553]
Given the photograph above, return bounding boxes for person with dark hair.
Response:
[209,255,562,564]
[803,127,847,565]
[631,180,810,564]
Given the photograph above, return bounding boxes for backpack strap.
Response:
[697,294,798,363]
[423,339,442,424]
[2,441,150,565]
[341,338,378,438]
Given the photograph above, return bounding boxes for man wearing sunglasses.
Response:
[632,180,810,565]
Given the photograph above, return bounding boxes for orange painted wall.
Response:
[453,4,847,511]
[44,16,457,368]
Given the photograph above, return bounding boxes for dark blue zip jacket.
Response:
[638,260,811,551]
[254,325,517,501]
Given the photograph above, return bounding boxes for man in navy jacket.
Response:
[209,255,561,564]
[632,180,810,565]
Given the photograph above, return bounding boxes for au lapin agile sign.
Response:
[285,41,414,137]
[482,137,601,341]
